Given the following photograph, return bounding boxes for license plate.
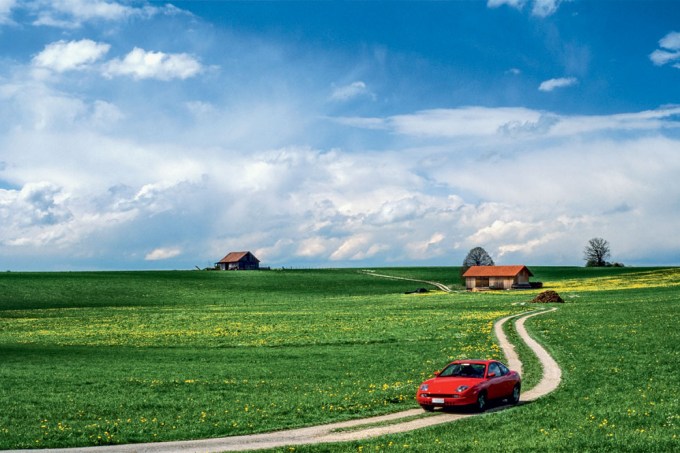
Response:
[432,398,445,404]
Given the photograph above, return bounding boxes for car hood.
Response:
[423,376,483,392]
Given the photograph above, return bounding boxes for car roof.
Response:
[451,359,493,365]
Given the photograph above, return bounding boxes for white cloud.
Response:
[0,182,73,247]
[296,237,329,257]
[330,81,374,102]
[405,232,446,259]
[497,232,563,257]
[487,0,524,10]
[32,39,111,72]
[30,0,168,28]
[389,107,542,137]
[538,77,578,92]
[338,106,680,142]
[531,0,562,18]
[103,47,203,80]
[487,0,563,17]
[3,12,680,270]
[659,31,680,51]
[3,123,680,267]
[467,220,535,244]
[650,49,680,66]
[0,0,16,23]
[145,247,182,261]
[650,31,680,67]
[330,234,389,261]
[332,116,387,130]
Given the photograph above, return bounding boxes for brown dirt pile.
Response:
[532,290,564,303]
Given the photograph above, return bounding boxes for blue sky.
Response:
[1,0,679,270]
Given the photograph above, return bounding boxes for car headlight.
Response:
[456,385,469,392]
[419,384,429,391]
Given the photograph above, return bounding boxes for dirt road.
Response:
[7,309,560,453]
[361,270,453,292]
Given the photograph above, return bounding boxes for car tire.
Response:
[421,404,435,412]
[475,391,487,412]
[510,384,521,404]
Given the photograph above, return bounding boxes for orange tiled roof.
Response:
[462,265,532,278]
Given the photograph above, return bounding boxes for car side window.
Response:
[498,362,509,376]
[488,362,500,377]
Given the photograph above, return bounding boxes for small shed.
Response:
[463,265,533,290]
[216,251,260,270]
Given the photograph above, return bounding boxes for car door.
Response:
[496,362,514,397]
[486,362,503,399]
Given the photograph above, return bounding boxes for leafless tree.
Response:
[584,237,611,267]
[461,246,495,278]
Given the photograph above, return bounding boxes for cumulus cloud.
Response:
[330,234,389,261]
[467,220,535,244]
[3,123,680,268]
[330,81,374,102]
[487,0,563,17]
[539,77,578,92]
[103,47,203,80]
[32,39,111,72]
[0,182,73,247]
[3,4,680,269]
[405,232,446,259]
[145,247,182,261]
[30,40,204,82]
[659,31,680,52]
[650,31,680,68]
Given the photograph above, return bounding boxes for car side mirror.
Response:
[487,372,496,378]
[434,370,441,376]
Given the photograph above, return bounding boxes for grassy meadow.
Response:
[1,266,678,451]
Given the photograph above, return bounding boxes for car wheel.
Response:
[421,404,435,412]
[476,391,487,412]
[510,384,521,404]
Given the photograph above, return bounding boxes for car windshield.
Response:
[438,363,486,378]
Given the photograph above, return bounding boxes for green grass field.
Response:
[1,267,678,451]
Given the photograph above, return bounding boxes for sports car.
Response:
[416,359,521,412]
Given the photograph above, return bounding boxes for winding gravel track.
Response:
[6,307,560,453]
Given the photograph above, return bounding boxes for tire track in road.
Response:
[7,300,560,453]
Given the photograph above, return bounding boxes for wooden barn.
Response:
[463,265,534,290]
[216,251,260,270]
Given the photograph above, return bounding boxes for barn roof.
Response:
[217,251,259,264]
[462,265,533,278]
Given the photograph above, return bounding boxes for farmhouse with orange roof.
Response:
[462,265,536,291]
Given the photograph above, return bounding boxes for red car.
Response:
[416,359,521,412]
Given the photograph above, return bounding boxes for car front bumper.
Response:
[417,393,478,407]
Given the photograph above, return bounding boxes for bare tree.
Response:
[584,237,611,267]
[461,247,495,278]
